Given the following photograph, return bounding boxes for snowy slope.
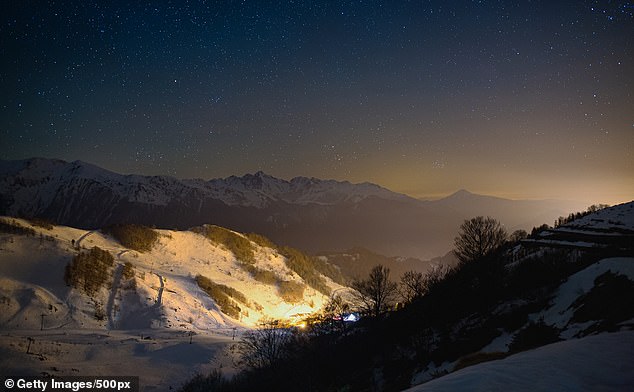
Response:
[406,330,634,392]
[522,201,634,252]
[558,201,634,233]
[408,256,634,390]
[0,217,345,332]
[0,218,349,387]
[531,257,634,337]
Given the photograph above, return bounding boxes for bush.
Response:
[279,246,331,295]
[554,204,610,227]
[193,225,255,264]
[121,262,136,289]
[64,247,114,295]
[454,351,509,371]
[195,227,340,294]
[311,256,347,286]
[570,272,634,334]
[249,233,345,287]
[238,263,280,285]
[122,262,135,280]
[506,249,592,296]
[509,320,560,352]
[179,370,225,392]
[27,217,55,230]
[195,275,245,319]
[278,281,305,303]
[105,224,158,252]
[239,320,294,370]
[246,232,276,249]
[0,219,36,236]
[94,301,106,321]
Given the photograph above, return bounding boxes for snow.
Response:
[532,257,634,330]
[411,361,454,386]
[0,158,414,212]
[406,331,634,391]
[201,171,412,207]
[521,239,604,248]
[0,217,345,389]
[480,330,513,353]
[522,202,634,253]
[0,217,342,330]
[562,202,634,232]
[0,329,236,391]
[409,256,634,391]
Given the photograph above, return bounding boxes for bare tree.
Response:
[239,319,293,370]
[352,264,398,317]
[454,216,507,263]
[400,271,426,303]
[509,229,528,243]
[323,294,351,319]
[400,265,452,304]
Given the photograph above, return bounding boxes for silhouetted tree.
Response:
[400,271,425,303]
[530,223,550,238]
[352,264,398,317]
[239,320,293,370]
[323,294,351,319]
[509,229,528,243]
[554,204,611,228]
[454,216,507,263]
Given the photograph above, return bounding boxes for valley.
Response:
[1,160,632,391]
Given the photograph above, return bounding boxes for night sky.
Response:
[1,1,633,204]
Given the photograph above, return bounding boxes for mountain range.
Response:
[0,158,589,259]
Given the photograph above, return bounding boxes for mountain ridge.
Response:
[0,157,589,259]
[0,216,345,330]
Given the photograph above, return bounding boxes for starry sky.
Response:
[1,1,633,204]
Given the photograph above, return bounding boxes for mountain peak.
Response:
[253,170,269,178]
[448,189,474,198]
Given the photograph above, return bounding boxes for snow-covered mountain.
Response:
[205,170,413,207]
[0,158,589,259]
[0,158,411,212]
[0,217,345,331]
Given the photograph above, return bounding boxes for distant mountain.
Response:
[317,247,459,281]
[432,189,584,232]
[0,158,589,259]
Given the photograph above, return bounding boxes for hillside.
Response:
[523,201,634,252]
[406,330,634,391]
[0,218,351,389]
[179,201,634,391]
[0,218,346,331]
[317,247,458,281]
[0,158,588,259]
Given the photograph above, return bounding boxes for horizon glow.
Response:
[1,1,632,206]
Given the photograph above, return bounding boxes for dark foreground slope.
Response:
[180,202,634,392]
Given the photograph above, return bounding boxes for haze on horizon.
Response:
[1,1,632,206]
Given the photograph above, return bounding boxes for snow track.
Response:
[106,263,123,329]
[154,272,165,307]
